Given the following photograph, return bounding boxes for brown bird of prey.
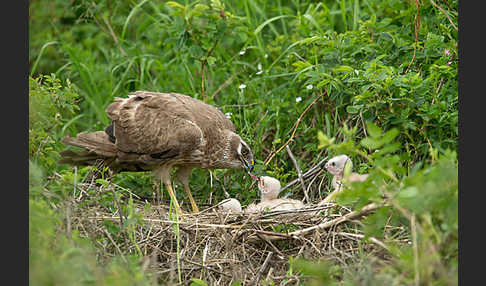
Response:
[59,91,255,215]
[319,154,368,204]
[245,176,304,213]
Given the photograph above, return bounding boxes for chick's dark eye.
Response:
[331,162,335,166]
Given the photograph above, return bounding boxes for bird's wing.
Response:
[105,91,204,160]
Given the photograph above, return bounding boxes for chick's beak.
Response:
[242,158,254,173]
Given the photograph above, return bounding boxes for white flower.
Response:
[295,97,302,103]
[306,84,313,90]
[225,112,232,119]
[264,54,268,58]
[239,84,247,90]
[257,63,262,71]
[239,50,246,55]
[256,70,263,75]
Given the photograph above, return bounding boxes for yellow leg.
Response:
[176,166,199,213]
[183,184,199,213]
[164,181,183,215]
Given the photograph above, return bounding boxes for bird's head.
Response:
[324,155,353,176]
[235,137,255,174]
[257,176,281,201]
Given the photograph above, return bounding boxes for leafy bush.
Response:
[29,74,80,170]
[29,160,157,286]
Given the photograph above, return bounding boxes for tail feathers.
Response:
[59,131,117,166]
[61,131,117,157]
[57,149,104,166]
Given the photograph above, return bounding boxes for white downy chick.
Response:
[219,198,243,213]
[245,176,304,213]
[320,154,369,204]
[324,154,369,191]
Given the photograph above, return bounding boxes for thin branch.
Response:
[286,145,309,203]
[411,213,420,286]
[430,0,458,31]
[110,186,124,227]
[212,71,244,100]
[102,14,128,57]
[279,156,328,194]
[252,251,273,285]
[201,38,221,101]
[405,0,420,74]
[264,92,324,165]
[103,229,128,263]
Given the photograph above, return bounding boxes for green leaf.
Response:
[346,105,362,114]
[366,122,382,138]
[317,131,335,149]
[335,65,354,73]
[292,60,312,71]
[398,186,419,198]
[382,128,399,144]
[361,137,383,150]
[190,278,208,286]
[96,179,109,186]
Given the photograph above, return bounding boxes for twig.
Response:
[280,157,328,193]
[249,203,383,242]
[411,213,420,286]
[334,232,390,252]
[103,229,128,263]
[102,14,128,57]
[252,251,273,285]
[34,136,50,162]
[264,92,324,165]
[183,259,232,277]
[432,77,445,104]
[66,201,72,239]
[212,70,244,100]
[201,38,221,101]
[286,145,309,203]
[257,205,334,219]
[441,0,452,10]
[110,186,124,227]
[256,234,285,258]
[429,0,458,31]
[405,0,420,74]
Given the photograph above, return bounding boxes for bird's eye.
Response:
[331,162,335,166]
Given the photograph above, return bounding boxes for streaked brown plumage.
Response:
[59,91,254,214]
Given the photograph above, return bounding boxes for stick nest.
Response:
[68,180,404,286]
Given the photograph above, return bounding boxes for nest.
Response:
[69,180,400,285]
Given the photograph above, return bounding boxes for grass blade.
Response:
[30,41,58,77]
[254,15,294,35]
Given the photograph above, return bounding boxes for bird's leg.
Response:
[164,180,183,215]
[176,166,199,213]
[153,179,161,204]
[155,167,183,215]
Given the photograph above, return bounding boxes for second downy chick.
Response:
[320,154,369,204]
[245,176,304,213]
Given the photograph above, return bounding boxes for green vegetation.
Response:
[30,0,457,284]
